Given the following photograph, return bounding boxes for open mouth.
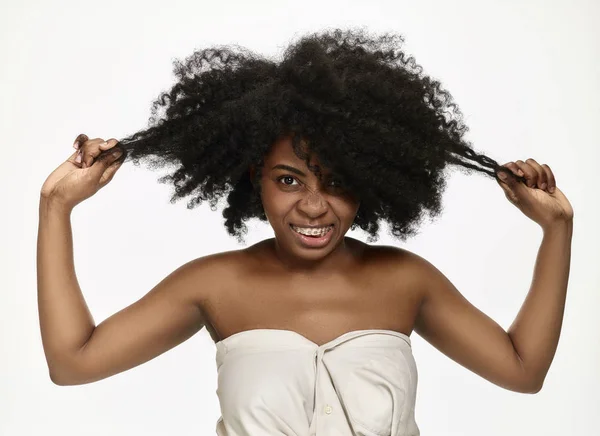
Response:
[290,224,333,237]
[289,224,335,247]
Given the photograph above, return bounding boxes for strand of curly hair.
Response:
[105,27,525,244]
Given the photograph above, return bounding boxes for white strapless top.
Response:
[214,329,419,436]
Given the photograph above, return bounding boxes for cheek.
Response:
[261,188,294,213]
[335,196,360,214]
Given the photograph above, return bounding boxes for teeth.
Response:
[292,225,332,237]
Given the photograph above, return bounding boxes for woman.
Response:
[37,28,574,435]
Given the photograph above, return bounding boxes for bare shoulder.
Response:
[361,242,416,260]
[181,241,273,306]
[181,248,249,302]
[359,241,429,303]
[361,242,428,276]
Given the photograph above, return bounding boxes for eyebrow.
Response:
[271,164,307,177]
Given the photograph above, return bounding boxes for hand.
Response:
[40,134,125,210]
[496,158,573,230]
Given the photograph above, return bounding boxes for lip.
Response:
[290,223,334,228]
[289,224,335,248]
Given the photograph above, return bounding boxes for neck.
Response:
[270,236,357,275]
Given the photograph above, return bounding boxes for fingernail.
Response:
[75,151,82,163]
[498,172,507,181]
[517,169,524,176]
[73,141,80,150]
[550,186,555,193]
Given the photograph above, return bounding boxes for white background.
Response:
[1,0,598,434]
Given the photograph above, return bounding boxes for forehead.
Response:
[265,135,320,167]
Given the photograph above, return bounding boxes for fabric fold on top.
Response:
[214,328,419,436]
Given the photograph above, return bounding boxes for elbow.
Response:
[523,366,545,394]
[47,355,93,386]
[49,363,101,386]
[520,384,543,395]
[46,357,73,385]
[49,372,71,386]
[504,365,544,394]
[49,369,94,386]
[518,376,544,394]
[49,368,74,386]
[527,379,544,394]
[513,355,544,394]
[49,366,85,386]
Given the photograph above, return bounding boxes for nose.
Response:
[297,185,328,217]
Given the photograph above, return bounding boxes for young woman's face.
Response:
[253,135,360,264]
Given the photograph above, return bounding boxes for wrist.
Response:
[541,218,573,236]
[39,195,73,218]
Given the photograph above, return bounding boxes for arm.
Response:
[410,219,572,393]
[37,196,218,385]
[506,220,573,390]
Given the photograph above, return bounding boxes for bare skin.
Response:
[205,135,420,343]
[38,133,573,396]
[201,237,422,347]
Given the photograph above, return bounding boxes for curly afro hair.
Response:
[107,27,523,244]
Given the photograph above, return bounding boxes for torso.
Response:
[201,237,424,347]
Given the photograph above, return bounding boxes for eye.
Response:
[326,178,346,192]
[276,175,346,193]
[277,175,299,187]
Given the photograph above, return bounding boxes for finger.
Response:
[496,162,525,187]
[496,176,519,204]
[96,139,120,165]
[497,162,532,201]
[99,138,118,150]
[67,149,82,165]
[500,162,521,178]
[98,158,124,187]
[514,160,538,188]
[90,149,124,181]
[525,158,548,191]
[495,164,518,199]
[81,137,107,169]
[541,163,556,193]
[73,133,89,150]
